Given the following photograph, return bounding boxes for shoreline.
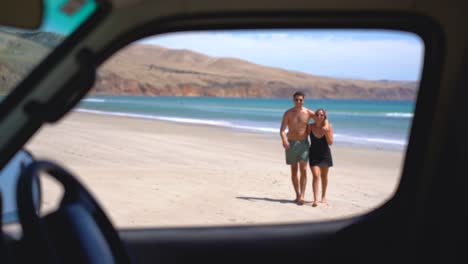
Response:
[74,108,407,152]
[26,111,404,228]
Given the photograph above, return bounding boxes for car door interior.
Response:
[1,0,468,264]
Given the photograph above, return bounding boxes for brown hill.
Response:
[94,44,418,100]
[0,30,50,94]
[0,29,418,100]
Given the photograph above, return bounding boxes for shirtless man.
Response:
[280,91,323,205]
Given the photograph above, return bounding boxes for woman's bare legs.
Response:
[320,166,329,204]
[311,165,321,207]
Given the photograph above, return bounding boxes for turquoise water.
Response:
[76,95,414,150]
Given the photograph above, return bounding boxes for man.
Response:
[280,91,319,205]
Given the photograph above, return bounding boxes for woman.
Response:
[308,108,334,207]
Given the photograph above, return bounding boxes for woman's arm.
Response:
[324,124,334,145]
[322,119,329,129]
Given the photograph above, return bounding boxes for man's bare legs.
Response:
[311,166,320,207]
[320,167,329,204]
[290,163,300,202]
[290,162,307,204]
[298,160,308,204]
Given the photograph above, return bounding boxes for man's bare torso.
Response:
[286,107,311,141]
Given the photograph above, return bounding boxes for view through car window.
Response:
[26,29,424,228]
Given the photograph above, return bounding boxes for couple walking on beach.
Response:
[280,91,334,207]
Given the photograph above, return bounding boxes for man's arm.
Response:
[280,112,290,149]
[308,108,318,123]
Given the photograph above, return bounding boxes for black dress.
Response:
[309,130,333,167]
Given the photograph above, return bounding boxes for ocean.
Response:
[76,95,414,151]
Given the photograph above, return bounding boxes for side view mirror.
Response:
[0,150,41,224]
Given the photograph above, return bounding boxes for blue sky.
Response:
[141,29,424,81]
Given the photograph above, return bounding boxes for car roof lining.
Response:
[0,0,42,29]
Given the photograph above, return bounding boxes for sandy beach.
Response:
[25,111,405,228]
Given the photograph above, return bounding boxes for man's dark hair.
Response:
[293,91,305,98]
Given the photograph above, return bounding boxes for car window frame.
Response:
[0,10,445,228]
[90,11,445,221]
